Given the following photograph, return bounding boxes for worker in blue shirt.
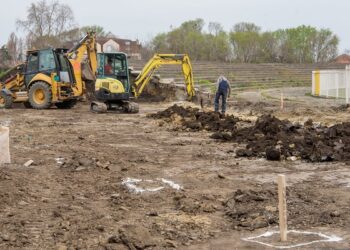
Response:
[214,76,231,116]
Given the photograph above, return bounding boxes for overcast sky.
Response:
[0,0,349,52]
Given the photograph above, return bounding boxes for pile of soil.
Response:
[149,105,240,132]
[216,114,350,162]
[151,106,350,162]
[332,104,350,112]
[224,184,348,231]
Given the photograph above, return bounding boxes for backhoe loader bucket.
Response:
[82,62,96,81]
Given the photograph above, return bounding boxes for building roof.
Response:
[96,37,140,46]
[334,54,350,64]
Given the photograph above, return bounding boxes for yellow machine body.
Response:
[95,78,125,94]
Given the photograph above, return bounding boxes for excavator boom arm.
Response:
[67,32,97,96]
[133,54,195,99]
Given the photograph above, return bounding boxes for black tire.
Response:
[55,99,77,109]
[28,81,52,109]
[0,92,13,109]
[23,102,32,109]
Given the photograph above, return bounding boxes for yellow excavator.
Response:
[0,32,97,109]
[91,53,196,113]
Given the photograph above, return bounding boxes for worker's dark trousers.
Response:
[214,90,227,113]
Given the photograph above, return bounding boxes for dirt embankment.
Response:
[150,105,350,162]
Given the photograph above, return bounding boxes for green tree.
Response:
[0,45,11,69]
[312,29,338,63]
[229,22,261,62]
[208,22,224,36]
[148,20,339,63]
[151,33,169,53]
[205,31,230,61]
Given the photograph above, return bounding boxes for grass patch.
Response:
[197,79,213,85]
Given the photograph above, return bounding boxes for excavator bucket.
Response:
[81,62,96,81]
[133,54,196,99]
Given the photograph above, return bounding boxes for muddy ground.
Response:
[0,87,349,249]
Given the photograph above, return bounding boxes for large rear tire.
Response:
[55,99,77,109]
[28,81,52,109]
[0,92,13,109]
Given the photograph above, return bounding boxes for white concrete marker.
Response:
[23,160,34,167]
[0,126,11,164]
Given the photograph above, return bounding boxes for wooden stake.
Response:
[280,92,284,110]
[0,126,11,164]
[278,174,287,242]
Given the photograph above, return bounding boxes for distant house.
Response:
[96,32,142,60]
[333,54,350,64]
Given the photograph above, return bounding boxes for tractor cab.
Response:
[24,48,75,87]
[95,53,131,101]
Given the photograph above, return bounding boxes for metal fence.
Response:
[312,65,350,103]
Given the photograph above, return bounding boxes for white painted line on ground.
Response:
[159,178,182,190]
[122,177,182,193]
[242,230,342,249]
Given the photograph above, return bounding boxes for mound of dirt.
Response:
[59,154,110,171]
[332,104,350,112]
[225,184,348,231]
[149,105,240,132]
[228,115,350,162]
[151,106,350,162]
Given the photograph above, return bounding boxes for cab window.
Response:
[26,52,39,73]
[39,50,56,71]
[97,54,104,76]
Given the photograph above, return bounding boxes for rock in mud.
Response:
[118,225,157,249]
[108,235,121,244]
[235,149,253,157]
[265,147,281,161]
[78,158,94,167]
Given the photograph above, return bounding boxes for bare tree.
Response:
[7,33,18,65]
[208,22,224,36]
[16,0,76,49]
[80,25,107,38]
[6,33,25,65]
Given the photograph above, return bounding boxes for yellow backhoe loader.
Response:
[91,53,196,113]
[0,32,97,109]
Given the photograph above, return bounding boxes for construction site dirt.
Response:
[0,87,350,249]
